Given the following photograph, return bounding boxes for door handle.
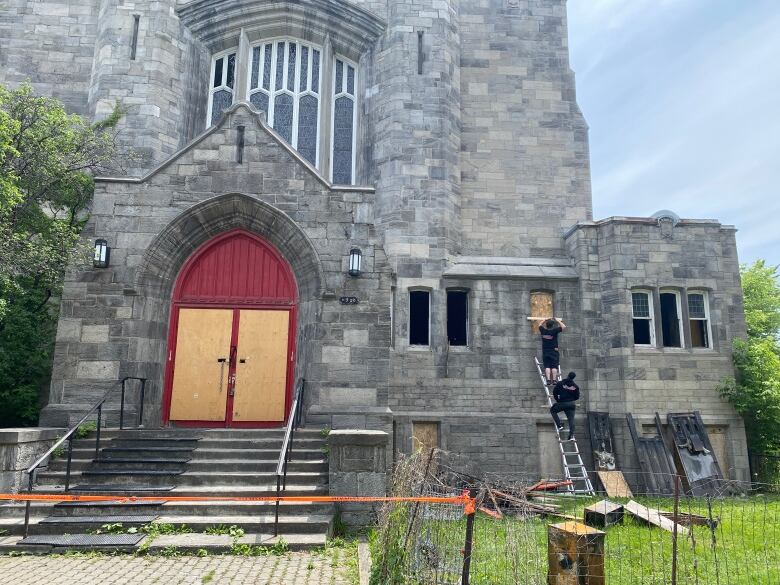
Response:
[239,357,248,364]
[217,358,227,363]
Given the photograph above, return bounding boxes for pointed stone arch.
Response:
[135,192,325,302]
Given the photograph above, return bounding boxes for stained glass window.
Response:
[247,40,323,166]
[312,50,320,93]
[262,44,272,90]
[273,93,294,143]
[211,89,232,125]
[332,96,354,184]
[251,46,261,89]
[226,53,235,89]
[208,51,236,126]
[250,92,269,116]
[300,46,309,91]
[287,43,296,91]
[297,95,318,165]
[332,58,356,184]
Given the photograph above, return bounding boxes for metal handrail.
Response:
[274,379,305,536]
[22,376,146,537]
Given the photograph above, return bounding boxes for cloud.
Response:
[568,0,780,265]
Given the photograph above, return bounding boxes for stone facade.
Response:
[1,0,750,485]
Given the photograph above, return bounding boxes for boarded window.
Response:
[412,422,439,452]
[688,291,711,348]
[409,290,430,346]
[530,291,554,334]
[447,290,468,346]
[660,291,682,348]
[632,291,654,346]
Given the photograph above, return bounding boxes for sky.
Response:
[567,0,780,266]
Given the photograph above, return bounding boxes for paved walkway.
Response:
[0,553,356,585]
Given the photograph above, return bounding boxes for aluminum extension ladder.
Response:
[534,357,595,495]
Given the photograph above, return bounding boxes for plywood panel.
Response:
[412,422,439,452]
[233,310,290,422]
[596,471,634,499]
[170,309,233,421]
[707,427,730,479]
[530,291,553,333]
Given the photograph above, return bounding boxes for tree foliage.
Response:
[0,83,120,426]
[720,260,780,454]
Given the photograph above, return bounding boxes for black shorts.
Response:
[542,349,559,369]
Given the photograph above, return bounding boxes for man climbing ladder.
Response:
[550,372,579,441]
[533,357,594,495]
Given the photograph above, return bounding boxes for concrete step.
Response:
[1,500,333,520]
[78,428,325,440]
[0,533,327,553]
[184,459,327,473]
[175,471,327,488]
[191,448,324,461]
[47,458,190,472]
[33,484,328,497]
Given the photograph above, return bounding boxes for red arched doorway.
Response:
[162,229,298,428]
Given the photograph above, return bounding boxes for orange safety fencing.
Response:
[0,490,477,513]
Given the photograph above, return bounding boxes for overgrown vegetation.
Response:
[720,260,780,462]
[0,83,121,426]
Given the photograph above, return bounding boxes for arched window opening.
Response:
[208,50,237,126]
[332,57,356,184]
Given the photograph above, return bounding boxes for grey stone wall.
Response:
[88,0,210,173]
[565,218,749,481]
[0,428,62,493]
[0,0,99,115]
[459,0,592,257]
[328,430,389,527]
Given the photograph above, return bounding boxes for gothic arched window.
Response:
[208,49,237,126]
[331,58,356,185]
[206,41,359,185]
[248,39,322,167]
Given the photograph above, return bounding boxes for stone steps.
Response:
[13,426,332,551]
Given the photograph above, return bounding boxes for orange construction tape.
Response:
[0,492,478,515]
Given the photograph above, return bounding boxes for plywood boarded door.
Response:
[169,308,234,422]
[232,310,290,422]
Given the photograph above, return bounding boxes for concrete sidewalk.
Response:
[0,553,355,585]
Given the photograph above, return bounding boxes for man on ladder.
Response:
[550,372,579,441]
[539,318,566,386]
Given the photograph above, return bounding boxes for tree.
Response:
[0,83,120,426]
[720,260,780,456]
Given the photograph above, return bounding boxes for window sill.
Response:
[407,345,432,352]
[446,345,472,353]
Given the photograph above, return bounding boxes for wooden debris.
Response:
[624,500,689,535]
[584,500,624,528]
[597,471,633,498]
[659,511,718,528]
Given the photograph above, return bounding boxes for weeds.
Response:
[74,421,97,439]
[201,569,216,583]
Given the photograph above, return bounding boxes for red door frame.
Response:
[161,229,298,428]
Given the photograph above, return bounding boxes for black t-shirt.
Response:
[539,324,562,351]
[553,379,580,402]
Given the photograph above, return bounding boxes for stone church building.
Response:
[1,0,750,483]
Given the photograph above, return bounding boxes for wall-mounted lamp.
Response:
[93,239,110,268]
[348,248,362,277]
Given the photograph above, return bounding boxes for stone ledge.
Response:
[0,428,63,444]
[328,429,389,447]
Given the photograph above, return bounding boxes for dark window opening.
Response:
[632,291,653,345]
[409,290,430,346]
[633,319,651,345]
[447,290,468,346]
[213,57,223,88]
[660,292,681,347]
[690,320,709,348]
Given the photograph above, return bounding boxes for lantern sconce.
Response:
[348,248,362,277]
[93,239,110,269]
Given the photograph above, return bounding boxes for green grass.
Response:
[373,494,780,584]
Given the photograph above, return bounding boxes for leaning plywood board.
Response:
[597,471,633,499]
[625,500,688,535]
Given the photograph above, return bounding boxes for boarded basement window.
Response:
[409,290,430,346]
[660,291,682,348]
[447,290,468,346]
[412,421,439,452]
[530,291,554,334]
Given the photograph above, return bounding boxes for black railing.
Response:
[274,379,305,536]
[22,377,146,536]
